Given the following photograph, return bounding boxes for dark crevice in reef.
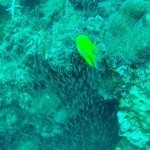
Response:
[55,101,120,150]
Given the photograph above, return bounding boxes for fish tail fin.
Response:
[85,55,99,68]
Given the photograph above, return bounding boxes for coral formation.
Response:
[0,0,149,149]
[117,63,150,148]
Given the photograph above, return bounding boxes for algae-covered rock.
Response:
[120,0,150,20]
[41,0,65,24]
[117,64,150,148]
[30,90,61,116]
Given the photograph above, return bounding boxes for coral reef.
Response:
[117,62,150,148]
[0,0,149,149]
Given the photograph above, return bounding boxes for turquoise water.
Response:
[0,0,150,149]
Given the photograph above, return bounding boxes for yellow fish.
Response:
[75,34,98,67]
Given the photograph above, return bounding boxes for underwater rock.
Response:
[118,72,150,148]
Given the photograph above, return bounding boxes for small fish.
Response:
[75,34,98,67]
